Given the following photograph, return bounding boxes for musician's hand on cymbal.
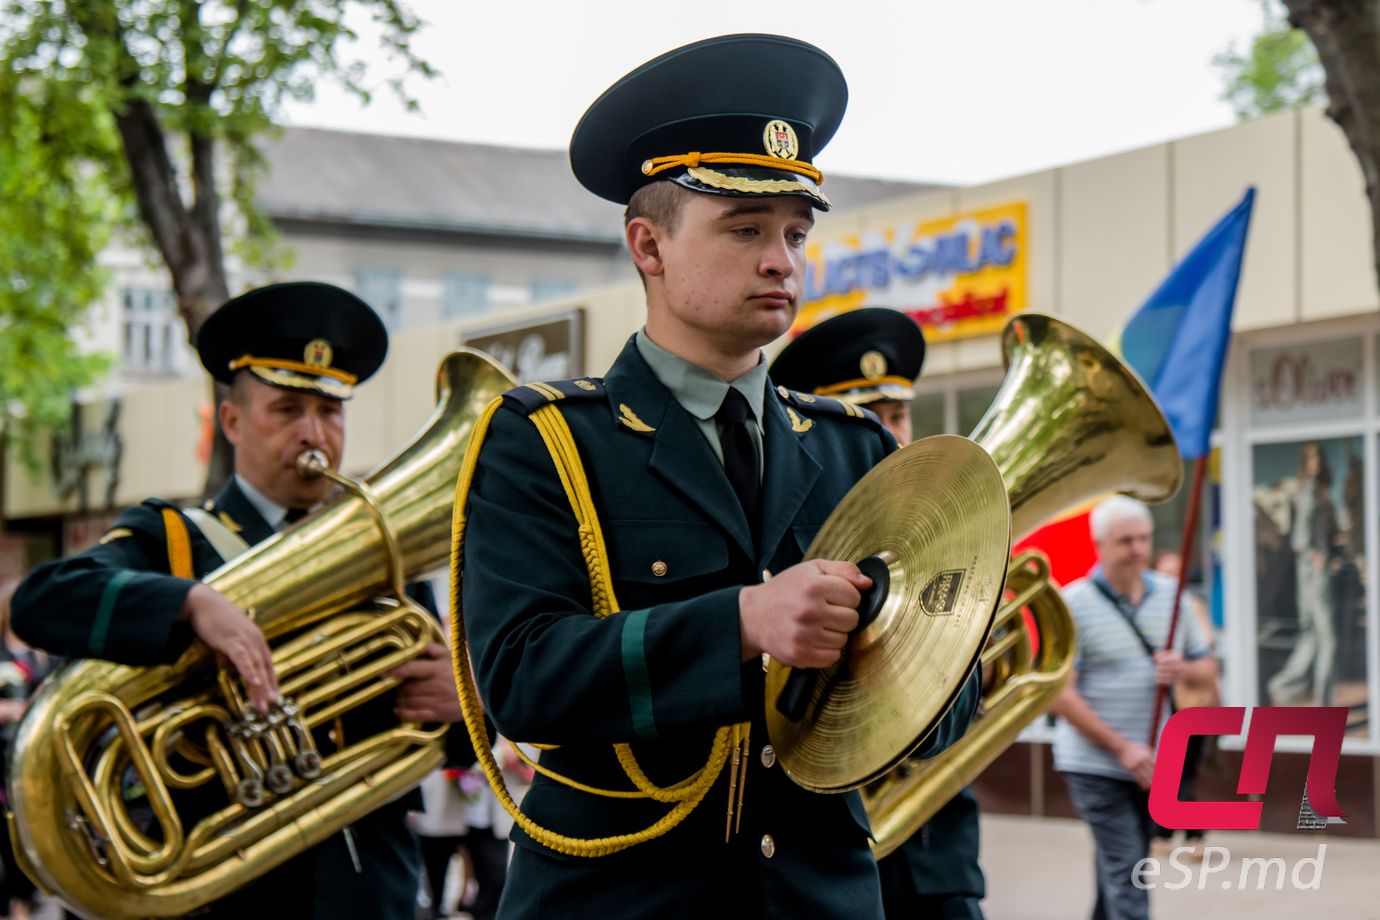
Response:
[389,642,462,724]
[738,560,872,667]
[181,584,279,711]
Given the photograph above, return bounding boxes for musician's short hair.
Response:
[227,371,253,406]
[624,181,693,287]
[625,180,691,234]
[1090,495,1153,543]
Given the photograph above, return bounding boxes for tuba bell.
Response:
[863,312,1182,859]
[6,349,516,919]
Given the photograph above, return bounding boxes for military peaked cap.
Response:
[770,307,926,405]
[196,281,388,400]
[569,34,847,210]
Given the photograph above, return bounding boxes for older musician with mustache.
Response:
[12,282,462,919]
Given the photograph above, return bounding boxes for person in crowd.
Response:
[1051,497,1213,920]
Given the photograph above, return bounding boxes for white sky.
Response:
[281,0,1270,186]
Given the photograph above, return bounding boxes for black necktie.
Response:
[716,388,760,521]
[282,507,308,528]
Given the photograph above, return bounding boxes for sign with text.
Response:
[1249,338,1363,427]
[795,201,1027,343]
[462,309,584,383]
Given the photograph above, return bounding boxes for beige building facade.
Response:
[5,107,1379,833]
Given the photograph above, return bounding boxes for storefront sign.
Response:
[795,201,1027,343]
[1250,338,1363,426]
[462,309,584,382]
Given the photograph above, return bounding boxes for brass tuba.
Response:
[7,349,516,919]
[864,313,1182,859]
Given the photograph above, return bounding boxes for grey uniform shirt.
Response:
[234,474,290,530]
[635,328,767,478]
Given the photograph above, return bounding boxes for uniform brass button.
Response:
[760,745,776,768]
[651,560,668,577]
[760,834,776,859]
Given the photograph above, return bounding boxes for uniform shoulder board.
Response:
[773,385,874,422]
[503,378,607,415]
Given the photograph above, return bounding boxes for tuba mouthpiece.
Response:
[295,449,330,479]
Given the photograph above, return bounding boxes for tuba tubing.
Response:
[7,349,516,919]
[864,313,1182,859]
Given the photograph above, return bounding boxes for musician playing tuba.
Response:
[770,307,988,919]
[12,282,466,919]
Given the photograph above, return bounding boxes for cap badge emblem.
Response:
[763,119,799,160]
[304,339,333,370]
[860,350,888,380]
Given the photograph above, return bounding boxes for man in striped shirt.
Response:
[1051,496,1214,920]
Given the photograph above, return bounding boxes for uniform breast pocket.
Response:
[605,521,732,607]
[793,523,823,556]
[762,522,825,576]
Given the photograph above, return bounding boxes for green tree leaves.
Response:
[1215,0,1326,119]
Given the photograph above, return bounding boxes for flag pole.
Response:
[1148,453,1209,746]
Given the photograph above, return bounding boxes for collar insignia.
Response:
[787,407,813,433]
[618,404,656,432]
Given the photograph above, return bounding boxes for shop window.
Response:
[1251,436,1368,739]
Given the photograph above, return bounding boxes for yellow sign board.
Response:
[795,201,1028,343]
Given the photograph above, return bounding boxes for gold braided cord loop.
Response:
[641,151,825,184]
[448,398,743,856]
[528,407,620,619]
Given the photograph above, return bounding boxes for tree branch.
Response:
[68,6,190,269]
[183,0,229,330]
[1285,0,1380,289]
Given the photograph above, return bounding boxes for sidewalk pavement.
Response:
[28,812,1374,918]
[981,813,1374,920]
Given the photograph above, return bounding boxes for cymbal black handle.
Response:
[775,555,891,722]
[854,555,891,631]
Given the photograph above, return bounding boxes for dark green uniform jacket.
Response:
[12,478,427,920]
[462,338,979,919]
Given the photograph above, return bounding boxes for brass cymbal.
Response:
[765,435,1012,793]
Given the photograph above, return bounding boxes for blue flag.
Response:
[1116,188,1256,459]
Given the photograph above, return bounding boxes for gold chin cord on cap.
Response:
[228,354,359,386]
[640,151,825,185]
[814,376,914,397]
